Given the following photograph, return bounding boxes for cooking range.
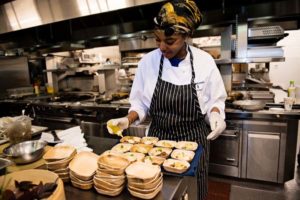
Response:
[209,120,243,177]
[26,92,128,133]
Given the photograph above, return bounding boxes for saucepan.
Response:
[226,91,244,102]
[1,140,46,165]
[232,100,266,111]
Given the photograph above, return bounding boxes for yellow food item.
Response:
[162,141,172,148]
[171,161,187,170]
[184,143,194,150]
[107,121,123,137]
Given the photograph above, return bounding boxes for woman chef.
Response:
[107,0,227,199]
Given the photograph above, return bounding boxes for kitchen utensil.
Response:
[50,130,64,144]
[232,100,266,111]
[2,140,47,164]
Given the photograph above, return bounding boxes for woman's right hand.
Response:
[106,117,129,137]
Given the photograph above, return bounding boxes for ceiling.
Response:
[0,0,299,53]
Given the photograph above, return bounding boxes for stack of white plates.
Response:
[43,145,77,182]
[68,151,99,190]
[94,153,130,196]
[126,162,163,199]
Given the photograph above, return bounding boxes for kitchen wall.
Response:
[269,30,300,100]
[83,46,121,64]
[270,30,300,170]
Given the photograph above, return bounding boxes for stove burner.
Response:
[49,93,96,102]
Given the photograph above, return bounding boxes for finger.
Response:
[207,130,219,140]
[206,131,215,140]
[210,120,217,131]
[107,119,113,125]
[107,125,113,134]
[109,119,119,126]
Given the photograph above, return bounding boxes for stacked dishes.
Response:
[94,153,130,196]
[43,145,77,182]
[68,151,98,190]
[126,162,163,199]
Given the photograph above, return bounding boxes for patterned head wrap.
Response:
[154,0,202,36]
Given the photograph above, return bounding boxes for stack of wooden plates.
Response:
[94,153,130,196]
[43,145,77,182]
[125,162,163,199]
[68,151,98,190]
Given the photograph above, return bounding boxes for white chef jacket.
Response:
[129,45,227,123]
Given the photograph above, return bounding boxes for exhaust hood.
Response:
[0,0,300,52]
[0,0,165,34]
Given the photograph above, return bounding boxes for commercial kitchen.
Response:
[0,0,300,200]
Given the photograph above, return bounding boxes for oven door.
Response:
[210,128,240,167]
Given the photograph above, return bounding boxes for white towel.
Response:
[40,126,93,152]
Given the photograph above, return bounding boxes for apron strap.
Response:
[188,46,196,84]
[158,55,164,78]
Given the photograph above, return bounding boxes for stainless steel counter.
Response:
[225,108,300,120]
[2,98,300,120]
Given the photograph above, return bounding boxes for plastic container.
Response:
[4,116,32,144]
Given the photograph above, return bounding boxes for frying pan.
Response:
[226,91,244,102]
[232,100,266,111]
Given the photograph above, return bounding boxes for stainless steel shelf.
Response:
[99,64,120,70]
[215,57,285,64]
[44,64,120,73]
[122,62,139,66]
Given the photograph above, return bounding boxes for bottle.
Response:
[34,82,40,95]
[288,80,296,98]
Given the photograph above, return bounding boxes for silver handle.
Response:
[226,158,236,162]
[39,117,73,123]
[73,113,97,118]
[220,133,239,138]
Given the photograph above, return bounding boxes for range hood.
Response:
[0,0,300,52]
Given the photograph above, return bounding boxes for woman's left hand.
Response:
[207,112,226,140]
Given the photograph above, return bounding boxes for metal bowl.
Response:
[232,100,266,111]
[3,140,47,165]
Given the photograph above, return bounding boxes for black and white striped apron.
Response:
[148,46,210,200]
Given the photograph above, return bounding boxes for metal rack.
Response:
[218,15,286,92]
